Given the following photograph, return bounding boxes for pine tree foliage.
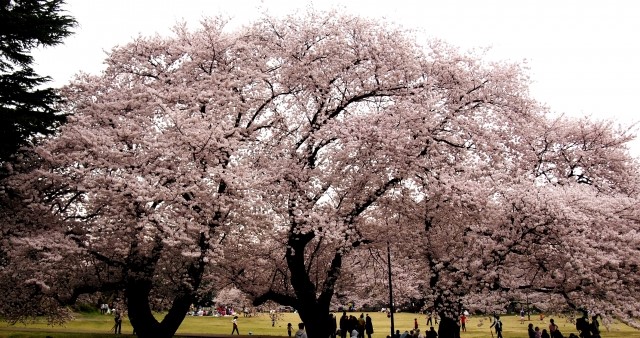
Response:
[0,0,76,164]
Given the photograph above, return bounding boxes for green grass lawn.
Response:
[0,312,637,338]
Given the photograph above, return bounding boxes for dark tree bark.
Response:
[126,279,193,338]
[284,234,339,338]
[437,314,460,338]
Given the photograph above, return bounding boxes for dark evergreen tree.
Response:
[0,0,76,165]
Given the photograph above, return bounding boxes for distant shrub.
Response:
[72,303,99,314]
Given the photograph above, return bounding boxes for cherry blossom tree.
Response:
[373,117,640,336]
[225,11,579,338]
[1,16,283,338]
[2,10,639,338]
[229,15,640,338]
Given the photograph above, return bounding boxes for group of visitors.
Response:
[339,311,375,338]
[527,318,565,338]
[100,302,123,316]
[188,305,239,317]
[575,313,600,338]
[389,326,439,338]
[523,313,601,338]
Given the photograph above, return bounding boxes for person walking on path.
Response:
[231,315,240,335]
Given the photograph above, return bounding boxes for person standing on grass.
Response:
[365,314,374,338]
[590,315,600,338]
[330,313,338,338]
[340,311,349,338]
[460,313,467,332]
[528,323,536,338]
[426,327,438,338]
[549,319,558,337]
[576,312,590,338]
[113,308,122,335]
[349,315,359,337]
[359,314,366,338]
[231,315,240,335]
[490,315,503,338]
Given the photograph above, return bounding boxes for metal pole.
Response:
[387,241,395,338]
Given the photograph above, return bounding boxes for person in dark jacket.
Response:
[329,314,337,338]
[340,311,349,338]
[365,314,374,338]
[528,323,536,338]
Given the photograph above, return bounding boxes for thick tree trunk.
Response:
[285,236,339,338]
[437,314,460,338]
[125,279,193,338]
[297,305,334,338]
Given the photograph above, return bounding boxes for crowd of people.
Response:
[338,312,375,338]
[188,305,238,317]
[95,301,607,338]
[575,313,601,338]
[522,311,601,338]
[388,327,439,338]
[368,310,602,338]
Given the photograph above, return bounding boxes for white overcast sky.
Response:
[33,0,640,154]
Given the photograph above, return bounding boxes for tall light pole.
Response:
[387,240,395,337]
